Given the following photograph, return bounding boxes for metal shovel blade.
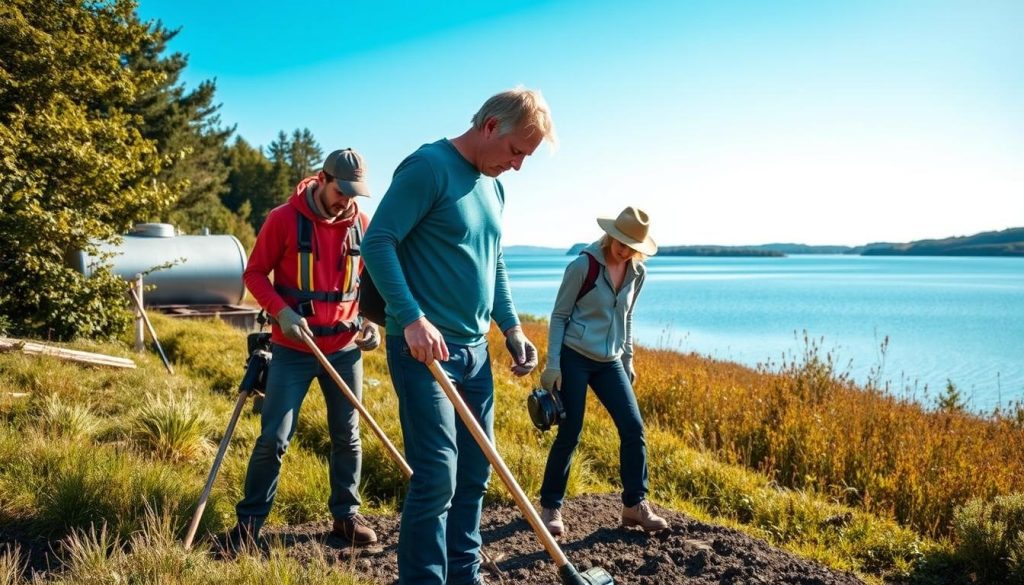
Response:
[558,563,615,584]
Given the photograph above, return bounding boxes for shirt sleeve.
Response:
[243,207,290,316]
[623,263,646,364]
[492,247,519,332]
[361,155,438,328]
[546,256,587,371]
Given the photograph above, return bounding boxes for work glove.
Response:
[355,321,380,352]
[504,326,538,377]
[622,356,636,385]
[540,366,562,391]
[277,307,314,343]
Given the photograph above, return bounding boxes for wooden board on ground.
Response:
[0,337,136,369]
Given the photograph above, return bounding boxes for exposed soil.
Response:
[265,493,865,585]
[3,493,864,583]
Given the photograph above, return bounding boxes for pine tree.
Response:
[120,20,252,245]
[288,128,323,186]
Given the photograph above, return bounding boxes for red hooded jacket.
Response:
[244,176,368,354]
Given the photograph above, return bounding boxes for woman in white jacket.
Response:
[538,206,669,536]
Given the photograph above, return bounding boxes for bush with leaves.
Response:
[953,493,1024,584]
[0,0,177,340]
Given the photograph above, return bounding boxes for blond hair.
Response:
[471,86,557,146]
[600,234,648,262]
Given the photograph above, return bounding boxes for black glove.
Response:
[355,321,380,351]
[505,327,538,376]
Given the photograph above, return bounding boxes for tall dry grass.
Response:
[516,322,1023,537]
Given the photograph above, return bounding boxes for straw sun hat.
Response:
[596,206,658,256]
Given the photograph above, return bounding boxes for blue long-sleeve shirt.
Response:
[361,139,519,345]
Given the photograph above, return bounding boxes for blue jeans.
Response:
[236,343,363,530]
[540,345,649,509]
[386,335,493,585]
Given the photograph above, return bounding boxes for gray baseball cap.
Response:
[323,148,370,197]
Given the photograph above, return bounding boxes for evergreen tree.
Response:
[223,137,288,231]
[0,0,175,339]
[120,20,253,246]
[288,127,323,186]
[224,128,322,232]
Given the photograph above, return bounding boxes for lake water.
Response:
[504,254,1024,412]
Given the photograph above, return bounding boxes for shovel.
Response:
[426,360,614,585]
[183,333,414,550]
[183,344,271,549]
[298,330,413,478]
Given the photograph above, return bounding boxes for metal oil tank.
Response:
[69,223,247,306]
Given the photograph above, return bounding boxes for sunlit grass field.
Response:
[0,315,1021,583]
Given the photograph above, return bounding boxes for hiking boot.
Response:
[621,500,668,532]
[541,507,564,537]
[331,513,378,545]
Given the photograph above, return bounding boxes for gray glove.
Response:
[505,327,538,376]
[277,307,314,343]
[540,366,562,391]
[355,321,380,351]
[622,356,636,384]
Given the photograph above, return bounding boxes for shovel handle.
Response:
[425,360,570,569]
[184,389,249,549]
[301,332,413,479]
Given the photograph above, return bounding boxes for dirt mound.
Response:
[269,493,864,584]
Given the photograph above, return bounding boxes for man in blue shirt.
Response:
[362,87,556,585]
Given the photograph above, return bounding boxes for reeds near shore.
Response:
[604,329,1024,538]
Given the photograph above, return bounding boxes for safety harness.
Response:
[273,211,363,336]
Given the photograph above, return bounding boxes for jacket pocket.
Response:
[565,319,586,341]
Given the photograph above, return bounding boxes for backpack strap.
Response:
[296,212,314,292]
[340,218,363,297]
[308,320,361,336]
[273,285,348,303]
[575,251,600,302]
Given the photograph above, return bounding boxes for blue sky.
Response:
[137,0,1023,247]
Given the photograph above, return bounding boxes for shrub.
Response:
[953,492,1024,583]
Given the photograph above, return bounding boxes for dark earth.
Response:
[265,493,865,585]
[4,493,864,583]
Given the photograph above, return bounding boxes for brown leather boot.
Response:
[621,500,669,532]
[331,513,378,545]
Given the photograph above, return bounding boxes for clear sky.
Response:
[137,0,1023,247]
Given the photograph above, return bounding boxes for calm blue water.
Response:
[505,254,1024,412]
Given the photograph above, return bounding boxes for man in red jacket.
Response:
[229,148,380,548]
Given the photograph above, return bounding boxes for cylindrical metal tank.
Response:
[69,223,247,305]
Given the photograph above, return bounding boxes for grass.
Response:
[0,313,1019,583]
[131,391,213,462]
[624,332,1024,538]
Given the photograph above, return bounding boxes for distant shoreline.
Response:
[505,226,1024,258]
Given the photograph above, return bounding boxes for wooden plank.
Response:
[0,337,136,369]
